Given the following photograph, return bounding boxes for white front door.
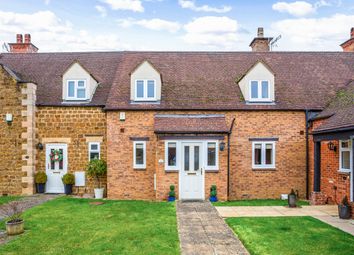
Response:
[45,144,68,193]
[179,142,204,200]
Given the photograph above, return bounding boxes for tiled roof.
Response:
[154,114,229,134]
[1,51,354,110]
[313,81,354,132]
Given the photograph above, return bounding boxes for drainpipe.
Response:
[227,118,236,201]
[305,110,310,199]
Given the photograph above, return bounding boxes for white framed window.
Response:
[249,80,270,102]
[134,79,156,101]
[66,80,87,100]
[339,140,352,172]
[252,141,275,169]
[165,141,179,171]
[205,141,219,170]
[133,141,146,169]
[88,142,100,160]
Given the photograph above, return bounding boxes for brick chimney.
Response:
[340,27,354,52]
[8,34,38,53]
[249,27,273,52]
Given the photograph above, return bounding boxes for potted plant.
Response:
[168,185,176,202]
[288,189,297,208]
[338,196,352,219]
[62,173,75,195]
[35,172,47,193]
[87,159,107,199]
[0,201,24,235]
[209,185,218,202]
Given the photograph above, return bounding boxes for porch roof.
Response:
[154,114,229,134]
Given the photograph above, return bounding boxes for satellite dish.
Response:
[2,42,10,52]
[270,35,282,51]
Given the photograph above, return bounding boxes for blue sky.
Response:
[0,0,353,52]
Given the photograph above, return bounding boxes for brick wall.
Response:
[36,107,106,194]
[107,110,306,201]
[0,66,24,195]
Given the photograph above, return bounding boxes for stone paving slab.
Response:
[314,215,354,236]
[177,201,249,255]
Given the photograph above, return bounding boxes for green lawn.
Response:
[213,199,309,206]
[227,216,354,255]
[0,196,22,205]
[0,197,179,255]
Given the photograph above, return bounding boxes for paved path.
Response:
[177,201,249,255]
[216,205,354,236]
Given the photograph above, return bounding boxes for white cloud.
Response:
[44,0,50,5]
[0,10,130,52]
[182,16,239,49]
[95,5,107,17]
[271,13,354,50]
[117,18,180,33]
[100,0,144,12]
[178,0,231,13]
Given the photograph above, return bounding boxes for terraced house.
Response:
[0,29,353,209]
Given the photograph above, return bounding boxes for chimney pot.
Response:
[24,34,31,43]
[16,34,23,43]
[257,27,264,38]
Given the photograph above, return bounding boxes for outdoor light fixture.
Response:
[219,142,225,151]
[5,113,13,125]
[327,141,337,152]
[37,143,44,150]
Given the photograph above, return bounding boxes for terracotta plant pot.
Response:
[6,220,24,235]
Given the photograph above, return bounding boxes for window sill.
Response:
[205,170,219,173]
[133,167,146,170]
[338,170,350,175]
[252,167,276,171]
[165,170,179,173]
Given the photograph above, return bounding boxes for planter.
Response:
[168,196,175,202]
[6,220,24,236]
[288,194,297,208]
[338,205,351,219]
[209,196,218,202]
[64,184,73,195]
[36,183,45,193]
[94,188,104,199]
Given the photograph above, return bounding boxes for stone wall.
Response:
[36,107,106,194]
[107,110,307,201]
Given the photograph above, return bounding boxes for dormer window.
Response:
[135,79,156,101]
[250,80,270,101]
[67,80,87,100]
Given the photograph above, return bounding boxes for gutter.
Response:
[227,118,236,201]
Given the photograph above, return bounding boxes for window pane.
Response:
[261,81,269,99]
[254,144,262,165]
[194,146,200,171]
[147,80,155,98]
[77,88,86,98]
[50,149,55,170]
[135,144,144,165]
[59,149,63,170]
[342,151,350,169]
[68,81,75,97]
[90,144,98,150]
[136,80,144,98]
[90,152,100,160]
[78,80,85,87]
[184,146,189,171]
[251,81,258,98]
[207,142,216,166]
[265,144,273,165]
[341,141,349,148]
[168,143,176,166]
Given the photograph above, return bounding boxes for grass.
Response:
[0,197,179,255]
[227,216,354,255]
[213,199,309,207]
[0,196,22,205]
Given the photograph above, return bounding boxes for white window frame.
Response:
[134,79,157,101]
[133,141,146,169]
[88,142,101,161]
[165,141,180,171]
[339,140,352,173]
[249,80,271,102]
[66,79,87,100]
[252,141,276,169]
[204,140,219,171]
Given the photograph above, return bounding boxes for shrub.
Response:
[289,189,296,196]
[169,185,175,197]
[341,196,349,206]
[62,173,75,185]
[210,185,217,197]
[0,201,24,223]
[87,159,107,188]
[34,172,47,184]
